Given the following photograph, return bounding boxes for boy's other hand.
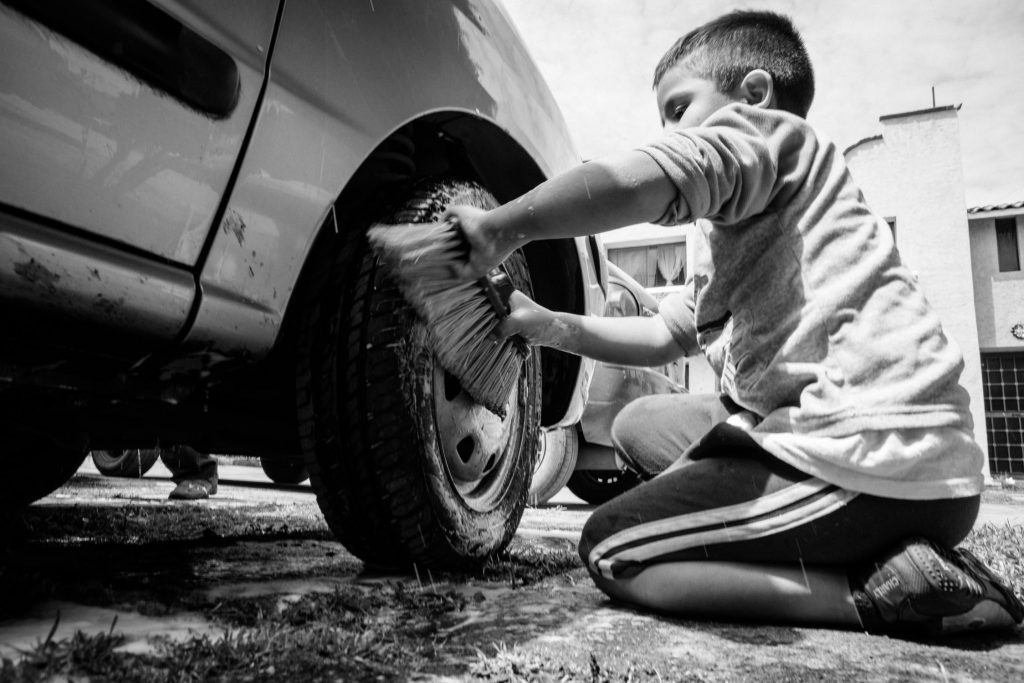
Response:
[443,205,513,279]
[496,290,554,345]
[725,410,761,431]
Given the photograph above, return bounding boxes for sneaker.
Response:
[168,478,217,500]
[939,547,1024,633]
[852,538,1024,636]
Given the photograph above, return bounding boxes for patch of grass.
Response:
[442,539,582,589]
[14,503,332,546]
[1,582,476,681]
[1,615,148,683]
[468,643,684,682]
[961,522,1024,601]
[1,620,398,682]
[980,487,1024,506]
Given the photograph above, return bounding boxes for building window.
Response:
[996,217,1021,272]
[982,352,1024,475]
[608,243,686,288]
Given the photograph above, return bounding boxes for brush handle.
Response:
[480,269,514,317]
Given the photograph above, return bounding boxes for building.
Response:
[967,200,1024,476]
[601,223,687,293]
[604,105,1023,479]
[846,105,1024,480]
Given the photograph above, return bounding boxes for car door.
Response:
[0,0,279,265]
[0,0,281,359]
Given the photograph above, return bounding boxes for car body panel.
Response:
[0,211,195,344]
[0,1,278,266]
[0,0,600,435]
[580,363,683,448]
[183,0,600,425]
[580,263,684,448]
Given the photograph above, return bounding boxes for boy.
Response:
[443,10,1023,635]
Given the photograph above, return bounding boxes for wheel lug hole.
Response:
[444,372,462,401]
[456,437,475,463]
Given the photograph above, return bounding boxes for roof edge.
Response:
[968,200,1024,217]
[843,134,883,156]
[879,104,962,122]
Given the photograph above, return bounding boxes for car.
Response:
[0,0,604,569]
[88,448,310,485]
[529,261,686,505]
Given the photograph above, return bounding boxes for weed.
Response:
[961,521,1024,602]
[3,614,143,683]
[449,539,581,588]
[1,583,471,681]
[468,643,674,682]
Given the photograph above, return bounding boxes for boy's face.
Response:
[655,62,745,131]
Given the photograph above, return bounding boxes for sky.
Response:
[502,0,1024,211]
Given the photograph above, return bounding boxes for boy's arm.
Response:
[448,105,794,278]
[498,291,687,367]
[447,151,676,278]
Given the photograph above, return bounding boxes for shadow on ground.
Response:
[2,473,1024,681]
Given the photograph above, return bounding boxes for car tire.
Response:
[1,430,87,509]
[259,456,309,485]
[297,178,541,569]
[566,469,640,505]
[90,449,160,478]
[528,427,578,505]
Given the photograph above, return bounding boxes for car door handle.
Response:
[6,0,240,119]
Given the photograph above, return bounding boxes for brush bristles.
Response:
[368,222,527,417]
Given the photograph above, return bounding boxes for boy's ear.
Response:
[738,69,775,109]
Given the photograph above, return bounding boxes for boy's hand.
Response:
[724,410,761,431]
[496,290,556,345]
[443,205,516,279]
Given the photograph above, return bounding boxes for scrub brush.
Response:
[367,219,528,417]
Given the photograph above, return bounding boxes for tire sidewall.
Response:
[529,426,579,505]
[259,456,309,485]
[300,178,544,567]
[567,469,641,505]
[1,432,88,508]
[90,449,160,478]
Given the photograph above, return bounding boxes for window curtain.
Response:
[656,244,685,285]
[608,248,647,284]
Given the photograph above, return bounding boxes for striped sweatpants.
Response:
[580,403,978,582]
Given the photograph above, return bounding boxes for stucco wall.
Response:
[845,107,989,472]
[968,214,1024,350]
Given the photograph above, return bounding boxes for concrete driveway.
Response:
[2,461,1023,681]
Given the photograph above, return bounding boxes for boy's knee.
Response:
[578,506,611,573]
[578,516,597,570]
[609,397,650,454]
[580,511,645,605]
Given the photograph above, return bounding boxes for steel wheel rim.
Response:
[431,362,520,509]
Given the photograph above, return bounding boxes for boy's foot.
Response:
[168,478,217,500]
[851,538,1024,636]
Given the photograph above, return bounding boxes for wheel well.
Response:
[280,113,584,427]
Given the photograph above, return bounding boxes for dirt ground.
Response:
[2,462,1024,682]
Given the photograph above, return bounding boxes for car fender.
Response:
[182,0,601,424]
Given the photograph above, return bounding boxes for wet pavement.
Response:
[0,461,589,662]
[3,462,1024,681]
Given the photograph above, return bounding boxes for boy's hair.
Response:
[654,10,815,118]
